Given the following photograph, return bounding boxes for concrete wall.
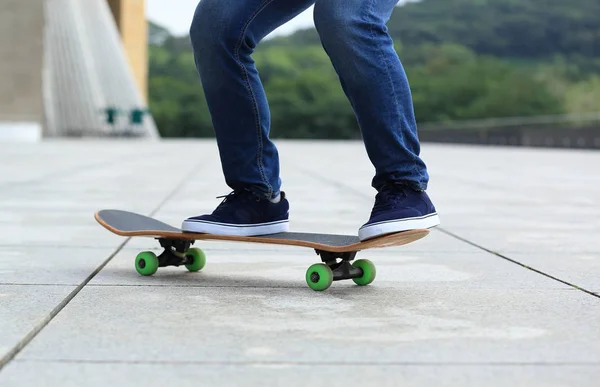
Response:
[419,125,600,150]
[107,0,148,102]
[0,0,45,133]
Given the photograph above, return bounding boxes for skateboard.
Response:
[94,209,430,291]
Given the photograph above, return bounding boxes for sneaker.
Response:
[181,189,290,236]
[358,183,440,241]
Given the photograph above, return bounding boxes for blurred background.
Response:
[1,0,599,148]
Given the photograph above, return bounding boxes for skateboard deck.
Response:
[95,209,430,291]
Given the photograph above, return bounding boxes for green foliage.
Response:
[146,0,598,138]
[564,76,600,114]
[251,45,360,138]
[389,0,600,59]
[264,65,359,139]
[148,45,213,137]
[405,47,565,122]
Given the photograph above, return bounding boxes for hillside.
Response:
[147,0,600,138]
[389,0,600,59]
[263,0,600,59]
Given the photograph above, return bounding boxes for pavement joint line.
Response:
[79,284,573,291]
[0,159,207,372]
[81,284,303,289]
[0,245,130,249]
[13,282,574,290]
[0,282,578,291]
[294,166,600,299]
[436,228,600,299]
[11,359,600,366]
[0,238,131,372]
[0,283,81,287]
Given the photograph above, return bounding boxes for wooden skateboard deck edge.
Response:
[94,210,430,253]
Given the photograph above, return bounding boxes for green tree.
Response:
[389,0,600,59]
[145,0,599,138]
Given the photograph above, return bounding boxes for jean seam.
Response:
[367,0,420,188]
[233,0,277,199]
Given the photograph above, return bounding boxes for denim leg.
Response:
[314,0,429,191]
[189,0,314,199]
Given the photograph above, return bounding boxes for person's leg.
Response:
[189,0,314,199]
[183,0,314,236]
[314,0,440,240]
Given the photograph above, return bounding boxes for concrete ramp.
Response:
[43,0,159,138]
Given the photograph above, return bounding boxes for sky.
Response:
[146,0,315,37]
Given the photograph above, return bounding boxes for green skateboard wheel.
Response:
[185,247,207,272]
[135,251,159,276]
[305,263,334,291]
[351,259,376,286]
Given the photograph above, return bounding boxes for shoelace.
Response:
[213,189,260,214]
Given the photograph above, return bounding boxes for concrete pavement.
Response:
[0,139,598,386]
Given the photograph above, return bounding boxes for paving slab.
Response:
[0,285,75,360]
[0,141,217,248]
[0,139,598,387]
[277,141,600,295]
[1,361,599,387]
[0,140,218,370]
[0,246,118,286]
[12,286,599,364]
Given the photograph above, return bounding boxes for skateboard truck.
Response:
[133,238,207,276]
[306,249,376,291]
[314,250,363,281]
[155,238,195,267]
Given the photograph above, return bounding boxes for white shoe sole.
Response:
[181,219,289,236]
[358,213,440,241]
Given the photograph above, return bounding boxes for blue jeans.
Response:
[189,0,429,200]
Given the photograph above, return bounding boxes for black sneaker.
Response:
[181,189,289,236]
[359,183,440,241]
